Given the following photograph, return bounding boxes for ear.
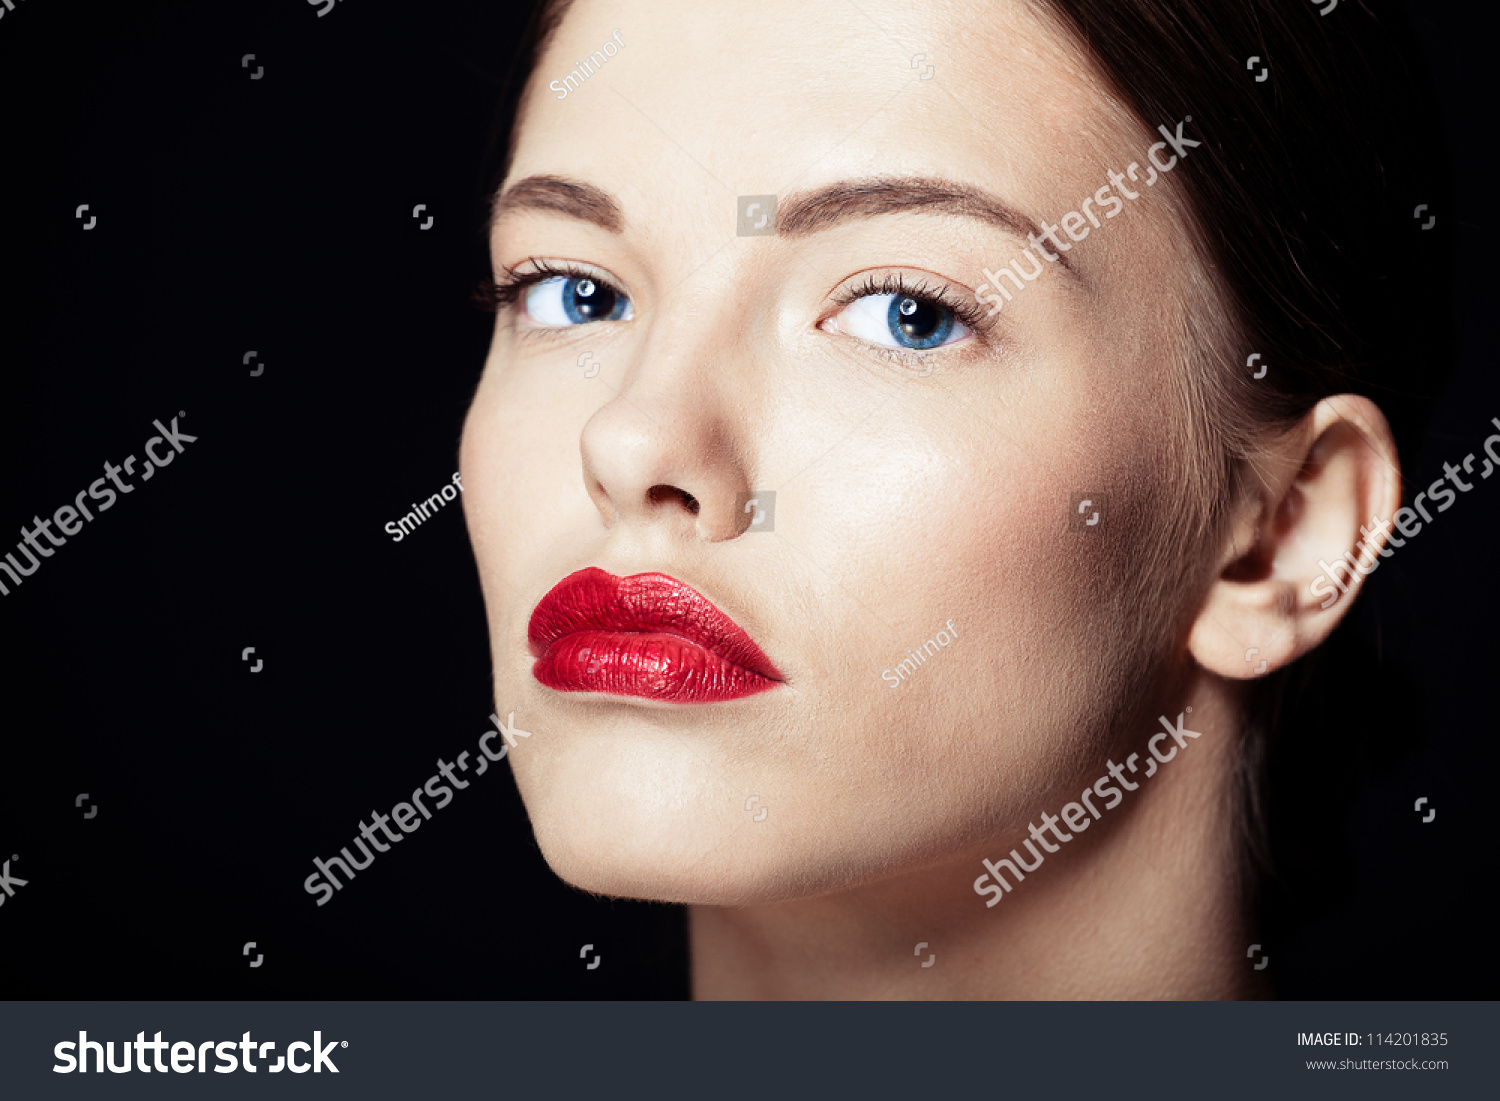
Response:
[1189,395,1402,680]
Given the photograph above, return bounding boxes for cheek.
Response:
[459,348,594,570]
[458,361,569,704]
[796,385,1167,665]
[777,391,1179,840]
[945,394,1181,698]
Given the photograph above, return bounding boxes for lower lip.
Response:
[533,630,780,702]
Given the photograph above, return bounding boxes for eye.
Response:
[524,274,633,326]
[829,290,972,351]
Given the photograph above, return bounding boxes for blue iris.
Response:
[886,294,954,350]
[562,277,628,323]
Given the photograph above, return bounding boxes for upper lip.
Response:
[527,567,783,681]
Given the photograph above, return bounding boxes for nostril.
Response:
[648,485,699,514]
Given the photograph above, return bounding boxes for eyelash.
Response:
[476,258,601,313]
[476,263,992,367]
[826,272,992,368]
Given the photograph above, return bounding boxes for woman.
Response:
[459,0,1452,998]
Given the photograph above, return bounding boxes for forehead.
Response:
[509,0,1148,223]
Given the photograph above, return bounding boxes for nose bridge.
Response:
[578,286,761,542]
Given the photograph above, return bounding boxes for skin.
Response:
[459,0,1400,998]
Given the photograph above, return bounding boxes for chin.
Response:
[520,767,960,908]
[528,813,793,906]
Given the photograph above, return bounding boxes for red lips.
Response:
[527,568,783,702]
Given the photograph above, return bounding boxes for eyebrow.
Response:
[490,175,624,235]
[778,177,1075,274]
[490,174,1075,277]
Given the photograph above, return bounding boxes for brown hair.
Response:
[1027,0,1453,940]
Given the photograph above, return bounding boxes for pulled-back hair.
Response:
[1029,0,1452,960]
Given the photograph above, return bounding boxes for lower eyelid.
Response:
[885,335,973,360]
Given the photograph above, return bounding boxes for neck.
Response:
[689,680,1266,999]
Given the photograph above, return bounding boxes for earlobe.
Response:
[1188,395,1401,681]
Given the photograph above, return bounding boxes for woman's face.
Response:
[461,0,1212,904]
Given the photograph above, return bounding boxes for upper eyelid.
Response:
[500,261,972,303]
[492,259,632,314]
[832,269,971,306]
[499,258,618,288]
[499,261,971,306]
[829,270,996,338]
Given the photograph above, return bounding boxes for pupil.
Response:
[895,296,938,339]
[884,293,955,350]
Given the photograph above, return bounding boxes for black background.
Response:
[0,0,1494,1000]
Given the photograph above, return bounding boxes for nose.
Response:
[579,357,756,544]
